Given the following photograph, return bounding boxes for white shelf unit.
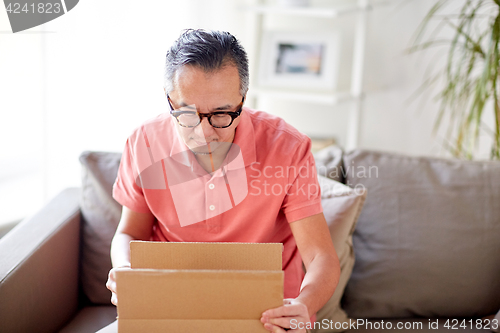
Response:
[243,0,377,151]
[242,2,371,17]
[248,88,356,105]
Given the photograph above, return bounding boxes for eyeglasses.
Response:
[168,95,244,128]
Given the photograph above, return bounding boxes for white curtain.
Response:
[0,0,250,224]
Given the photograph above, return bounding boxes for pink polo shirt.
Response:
[113,107,322,299]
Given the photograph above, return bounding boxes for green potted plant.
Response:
[411,0,500,160]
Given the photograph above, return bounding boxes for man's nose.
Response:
[195,116,215,138]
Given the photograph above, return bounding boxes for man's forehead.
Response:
[171,64,241,104]
[173,63,238,83]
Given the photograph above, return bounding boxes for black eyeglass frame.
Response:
[167,94,244,129]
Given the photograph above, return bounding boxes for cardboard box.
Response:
[116,241,284,333]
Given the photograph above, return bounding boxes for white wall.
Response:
[254,0,451,156]
[0,0,491,224]
[255,0,494,159]
[0,11,45,223]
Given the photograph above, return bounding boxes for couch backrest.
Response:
[80,147,500,321]
[341,149,500,319]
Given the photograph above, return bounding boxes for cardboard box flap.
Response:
[118,319,269,333]
[130,241,283,271]
[116,269,283,320]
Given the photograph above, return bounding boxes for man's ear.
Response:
[163,88,167,96]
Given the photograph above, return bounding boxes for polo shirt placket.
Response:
[163,143,247,230]
[205,172,223,234]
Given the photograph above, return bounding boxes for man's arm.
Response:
[291,212,340,316]
[106,206,156,305]
[260,212,340,332]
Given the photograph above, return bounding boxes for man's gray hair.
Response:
[164,29,249,96]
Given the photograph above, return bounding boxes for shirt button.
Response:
[208,183,215,190]
[209,205,215,211]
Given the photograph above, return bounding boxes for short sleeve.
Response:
[281,137,322,223]
[112,139,151,214]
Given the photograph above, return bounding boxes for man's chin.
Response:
[187,141,230,154]
[189,145,211,154]
[187,141,216,153]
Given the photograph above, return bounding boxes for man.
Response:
[106,29,339,332]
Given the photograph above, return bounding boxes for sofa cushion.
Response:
[79,151,122,305]
[314,175,366,333]
[314,145,344,183]
[59,306,117,333]
[341,150,500,319]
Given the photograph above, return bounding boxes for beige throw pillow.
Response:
[314,145,344,183]
[79,151,122,304]
[312,175,367,333]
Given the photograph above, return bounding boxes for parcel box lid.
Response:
[130,241,283,270]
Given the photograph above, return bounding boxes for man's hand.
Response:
[260,299,310,332]
[107,206,156,306]
[105,266,131,306]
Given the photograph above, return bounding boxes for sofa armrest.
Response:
[0,188,81,333]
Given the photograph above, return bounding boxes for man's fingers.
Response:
[105,279,115,292]
[262,300,309,332]
[263,323,287,333]
[106,268,119,305]
[107,267,131,306]
[268,317,291,329]
[263,303,306,318]
[263,305,291,318]
[261,315,291,331]
[106,273,116,293]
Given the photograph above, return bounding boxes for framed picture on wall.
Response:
[258,31,341,90]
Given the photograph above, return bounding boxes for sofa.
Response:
[0,146,499,333]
